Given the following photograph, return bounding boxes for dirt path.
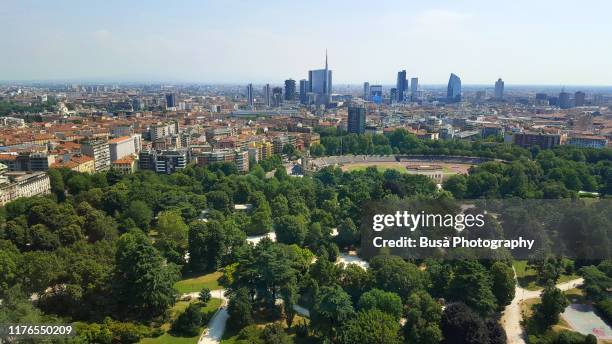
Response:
[501,274,584,344]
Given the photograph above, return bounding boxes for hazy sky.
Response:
[1,0,611,85]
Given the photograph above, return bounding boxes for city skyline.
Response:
[1,0,612,85]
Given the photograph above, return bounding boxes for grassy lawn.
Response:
[140,298,223,344]
[175,271,222,294]
[140,332,201,344]
[520,298,540,318]
[513,260,579,291]
[344,164,408,174]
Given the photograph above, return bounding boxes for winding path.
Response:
[501,275,584,344]
[181,289,311,344]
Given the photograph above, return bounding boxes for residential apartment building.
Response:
[81,139,111,171]
[567,135,608,149]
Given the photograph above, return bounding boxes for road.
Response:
[501,276,584,344]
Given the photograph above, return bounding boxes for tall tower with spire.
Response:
[308,50,333,106]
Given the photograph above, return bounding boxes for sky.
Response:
[1,0,611,85]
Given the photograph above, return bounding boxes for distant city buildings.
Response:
[369,85,383,104]
[447,73,462,103]
[347,106,366,134]
[494,78,504,100]
[264,84,272,107]
[396,70,408,102]
[574,91,586,107]
[299,79,309,104]
[410,77,419,101]
[308,51,332,106]
[558,91,571,109]
[165,93,176,109]
[363,82,370,101]
[284,79,296,101]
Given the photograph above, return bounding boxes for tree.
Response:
[270,195,289,218]
[171,303,203,336]
[274,215,307,246]
[339,264,372,303]
[336,218,359,249]
[207,190,233,214]
[338,309,403,344]
[490,262,515,307]
[47,168,66,200]
[311,285,355,338]
[0,241,20,297]
[112,230,179,320]
[125,200,153,231]
[369,255,426,300]
[310,143,326,157]
[440,303,489,344]
[188,221,227,272]
[262,323,291,344]
[404,291,443,344]
[199,288,212,304]
[156,210,189,263]
[448,260,497,316]
[531,286,569,330]
[358,288,403,320]
[228,287,254,330]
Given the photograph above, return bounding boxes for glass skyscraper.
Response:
[447,73,461,103]
[396,70,408,102]
[308,51,332,105]
[347,106,366,134]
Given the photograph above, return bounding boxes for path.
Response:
[501,274,584,344]
[181,289,311,344]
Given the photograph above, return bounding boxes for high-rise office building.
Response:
[263,84,271,107]
[390,88,398,103]
[246,84,254,109]
[299,79,309,104]
[574,91,586,107]
[347,106,366,134]
[410,77,418,101]
[558,91,571,109]
[494,78,504,100]
[396,70,408,102]
[370,85,383,104]
[165,93,176,108]
[308,51,332,105]
[447,73,462,103]
[363,82,370,101]
[272,87,283,107]
[284,79,296,101]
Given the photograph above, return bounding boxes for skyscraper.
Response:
[410,77,418,101]
[263,84,271,107]
[494,78,504,100]
[299,79,309,105]
[284,79,296,101]
[558,90,571,109]
[272,87,283,107]
[165,93,176,108]
[246,84,254,109]
[347,106,366,134]
[447,73,462,103]
[396,70,408,102]
[308,51,332,105]
[574,91,586,107]
[363,82,370,101]
[370,85,383,104]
